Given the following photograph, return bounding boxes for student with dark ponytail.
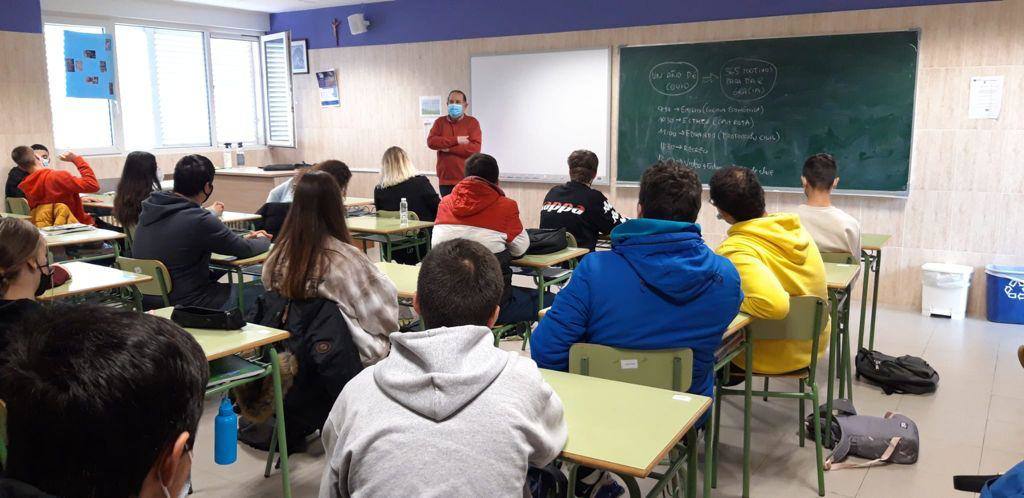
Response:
[113,151,162,230]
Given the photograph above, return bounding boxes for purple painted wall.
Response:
[271,0,989,49]
[0,0,42,34]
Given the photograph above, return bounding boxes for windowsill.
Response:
[80,144,270,158]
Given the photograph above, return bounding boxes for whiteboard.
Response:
[470,48,611,184]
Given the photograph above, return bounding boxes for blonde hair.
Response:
[379,146,419,188]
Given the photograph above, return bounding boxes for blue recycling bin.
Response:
[986,265,1024,324]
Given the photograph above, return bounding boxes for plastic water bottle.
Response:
[222,143,233,169]
[214,396,237,465]
[399,197,409,226]
[235,142,246,167]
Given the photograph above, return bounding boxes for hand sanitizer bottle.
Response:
[236,142,246,167]
[222,143,234,169]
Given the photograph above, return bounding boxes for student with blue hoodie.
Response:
[530,160,743,496]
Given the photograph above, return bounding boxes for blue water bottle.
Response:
[214,396,238,465]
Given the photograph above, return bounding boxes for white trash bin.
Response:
[921,263,973,319]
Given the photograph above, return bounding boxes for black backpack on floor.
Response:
[855,348,939,395]
[528,462,568,498]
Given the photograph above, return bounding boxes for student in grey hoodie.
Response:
[133,154,271,310]
[319,239,567,498]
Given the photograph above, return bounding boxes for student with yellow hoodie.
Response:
[709,166,829,374]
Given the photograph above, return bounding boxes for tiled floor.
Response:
[190,303,1024,497]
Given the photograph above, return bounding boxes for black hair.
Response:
[314,159,352,197]
[0,304,208,497]
[114,151,161,228]
[568,150,599,184]
[10,146,35,169]
[709,166,766,223]
[802,153,838,190]
[417,239,503,329]
[173,154,215,197]
[465,153,499,184]
[30,144,48,153]
[639,160,702,223]
[447,90,467,103]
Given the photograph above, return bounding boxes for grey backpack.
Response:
[806,399,920,470]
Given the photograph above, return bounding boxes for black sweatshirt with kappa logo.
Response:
[539,181,626,251]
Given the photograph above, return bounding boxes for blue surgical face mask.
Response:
[41,158,50,168]
[448,103,464,119]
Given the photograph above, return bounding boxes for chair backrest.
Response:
[821,252,856,264]
[569,343,694,392]
[377,210,420,221]
[5,197,29,216]
[565,231,578,248]
[747,295,828,372]
[116,256,173,306]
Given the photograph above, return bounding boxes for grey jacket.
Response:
[319,325,567,498]
[132,191,270,308]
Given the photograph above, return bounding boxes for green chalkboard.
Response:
[617,31,919,193]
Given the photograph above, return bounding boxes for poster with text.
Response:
[64,31,115,99]
[317,69,340,107]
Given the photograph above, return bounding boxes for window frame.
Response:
[42,14,268,156]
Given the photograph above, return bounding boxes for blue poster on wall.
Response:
[63,31,115,99]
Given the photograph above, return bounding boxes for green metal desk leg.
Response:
[687,429,698,498]
[235,268,245,313]
[837,291,847,400]
[268,347,292,498]
[703,417,713,498]
[534,268,547,317]
[742,336,752,498]
[825,291,839,448]
[131,285,144,311]
[843,290,854,403]
[857,250,872,351]
[565,462,578,498]
[868,249,883,350]
[383,235,393,262]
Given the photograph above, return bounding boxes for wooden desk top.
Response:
[722,312,753,341]
[542,369,710,478]
[512,247,590,269]
[152,307,290,361]
[1,212,29,219]
[825,262,861,290]
[861,233,892,251]
[347,215,434,235]
[210,246,272,267]
[42,227,125,248]
[220,211,261,224]
[81,192,114,209]
[37,261,152,301]
[215,166,295,178]
[375,261,418,300]
[344,197,375,207]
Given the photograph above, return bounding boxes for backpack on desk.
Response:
[856,348,939,395]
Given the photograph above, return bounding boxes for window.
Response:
[211,37,263,145]
[42,19,276,154]
[43,23,116,152]
[116,25,212,149]
[260,32,295,148]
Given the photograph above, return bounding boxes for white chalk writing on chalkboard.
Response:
[649,61,700,96]
[720,58,777,102]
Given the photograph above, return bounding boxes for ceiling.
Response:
[171,0,390,13]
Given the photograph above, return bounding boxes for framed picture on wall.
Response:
[291,39,309,74]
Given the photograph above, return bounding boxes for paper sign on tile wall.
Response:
[968,76,1003,120]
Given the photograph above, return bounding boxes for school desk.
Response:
[348,215,434,262]
[151,307,293,498]
[343,196,374,207]
[0,212,29,219]
[210,246,272,313]
[542,369,710,498]
[859,233,891,351]
[37,261,151,310]
[512,247,590,316]
[80,192,115,210]
[375,261,418,301]
[42,226,124,263]
[207,166,294,213]
[824,262,861,446]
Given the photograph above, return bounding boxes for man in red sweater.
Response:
[13,145,100,225]
[427,90,482,196]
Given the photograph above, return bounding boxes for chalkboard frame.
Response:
[468,46,614,185]
[613,29,921,198]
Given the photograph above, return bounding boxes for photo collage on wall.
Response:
[63,31,116,99]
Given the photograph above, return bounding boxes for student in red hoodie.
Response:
[432,153,552,325]
[427,90,482,197]
[13,145,100,226]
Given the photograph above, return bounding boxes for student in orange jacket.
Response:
[13,146,100,226]
[427,90,482,196]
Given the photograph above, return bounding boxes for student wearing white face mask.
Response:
[4,144,48,200]
[0,303,208,498]
[427,90,482,197]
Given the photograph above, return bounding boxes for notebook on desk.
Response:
[207,355,265,388]
[40,224,95,235]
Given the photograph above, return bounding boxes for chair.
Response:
[569,343,698,498]
[354,210,430,263]
[820,252,855,264]
[5,197,29,216]
[116,256,173,309]
[714,295,829,497]
[820,251,856,402]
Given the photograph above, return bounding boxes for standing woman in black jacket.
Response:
[374,146,440,222]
